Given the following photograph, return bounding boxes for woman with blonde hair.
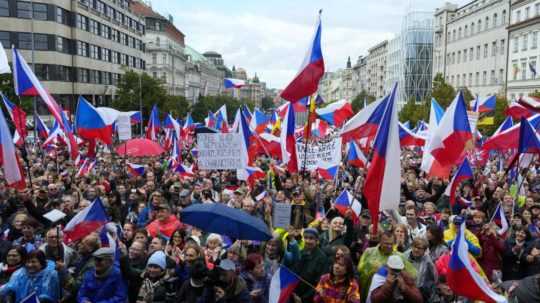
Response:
[393,223,411,252]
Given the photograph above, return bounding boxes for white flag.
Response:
[0,42,10,74]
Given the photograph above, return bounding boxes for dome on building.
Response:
[203,51,222,58]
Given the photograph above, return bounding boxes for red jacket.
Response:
[146,215,183,238]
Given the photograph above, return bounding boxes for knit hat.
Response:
[303,227,319,238]
[147,250,167,270]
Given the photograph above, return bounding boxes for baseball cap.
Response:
[387,255,405,270]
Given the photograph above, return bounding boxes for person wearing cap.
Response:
[292,227,330,303]
[368,255,423,303]
[145,202,183,239]
[78,247,128,303]
[358,231,416,302]
[137,250,175,303]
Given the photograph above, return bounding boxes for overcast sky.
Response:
[151,0,471,89]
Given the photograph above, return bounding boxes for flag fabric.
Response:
[223,78,246,89]
[250,108,271,133]
[346,141,367,168]
[20,292,40,303]
[1,93,26,145]
[145,105,160,141]
[490,203,509,236]
[334,189,362,220]
[76,158,96,178]
[518,117,540,154]
[238,107,255,167]
[447,222,507,303]
[75,96,114,144]
[316,164,338,180]
[215,105,229,132]
[127,162,145,177]
[310,119,330,138]
[256,133,282,160]
[34,115,50,141]
[205,111,216,129]
[255,190,267,201]
[399,122,426,147]
[63,197,108,243]
[12,47,79,159]
[476,95,496,113]
[280,103,298,173]
[280,11,324,102]
[427,91,472,168]
[315,99,353,127]
[518,96,540,113]
[419,99,445,177]
[505,99,534,119]
[175,163,195,178]
[130,111,142,125]
[483,114,540,151]
[444,158,474,207]
[341,95,388,142]
[363,84,400,233]
[269,266,300,303]
[0,104,25,189]
[237,166,266,187]
[0,42,10,74]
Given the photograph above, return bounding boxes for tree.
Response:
[163,95,191,119]
[351,90,376,113]
[0,74,33,113]
[461,87,475,103]
[260,96,274,111]
[398,97,429,126]
[431,73,456,108]
[190,95,255,123]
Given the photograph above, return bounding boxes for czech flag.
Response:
[127,162,145,177]
[75,96,114,145]
[63,197,108,243]
[35,115,50,141]
[238,107,256,166]
[250,108,271,133]
[76,158,96,177]
[399,122,426,147]
[315,99,353,127]
[447,222,507,303]
[493,116,514,137]
[443,158,473,207]
[413,120,429,136]
[0,104,25,189]
[483,114,540,151]
[311,119,330,138]
[215,105,229,133]
[175,163,195,178]
[269,265,300,303]
[241,104,253,122]
[341,95,388,142]
[12,47,79,159]
[335,189,362,219]
[237,166,266,187]
[346,141,367,168]
[280,103,298,173]
[427,91,472,167]
[256,133,282,160]
[224,78,246,89]
[363,84,401,233]
[1,93,26,145]
[316,164,338,180]
[518,117,540,154]
[472,95,496,113]
[518,95,540,113]
[280,11,324,102]
[146,105,160,141]
[205,111,216,129]
[490,203,509,236]
[130,111,142,125]
[505,100,533,120]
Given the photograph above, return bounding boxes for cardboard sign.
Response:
[273,203,292,229]
[197,133,244,170]
[117,115,132,140]
[296,136,342,171]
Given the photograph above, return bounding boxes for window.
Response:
[475,72,479,86]
[463,49,467,62]
[17,33,32,49]
[102,48,109,62]
[490,70,495,84]
[106,5,113,19]
[112,73,119,86]
[493,13,498,27]
[469,47,474,61]
[452,52,455,64]
[516,10,521,23]
[513,37,519,53]
[533,32,538,49]
[476,45,480,59]
[88,70,97,83]
[77,41,88,56]
[56,36,67,53]
[120,33,126,45]
[531,61,537,79]
[468,73,472,86]
[56,7,69,24]
[523,33,528,51]
[478,20,482,31]
[152,53,156,64]
[457,51,461,63]
[526,7,530,19]
[77,14,88,31]
[522,62,527,80]
[458,27,462,39]
[162,53,167,64]
[484,43,488,58]
[100,24,109,39]
[111,50,118,64]
[465,25,468,37]
[16,1,32,19]
[447,31,451,42]
[90,45,99,59]
[0,31,9,47]
[502,10,507,25]
[152,71,157,78]
[485,17,489,30]
[156,37,160,46]
[0,0,9,17]
[471,22,475,34]
[492,41,497,56]
[500,39,505,55]
[34,64,49,80]
[162,72,167,83]
[89,19,99,35]
[32,33,48,50]
[452,29,456,41]
[111,29,118,42]
[482,71,487,85]
[33,3,47,20]
[499,69,504,83]
[78,68,88,83]
[120,53,126,65]
[96,0,104,14]
[512,61,518,80]
[463,74,467,86]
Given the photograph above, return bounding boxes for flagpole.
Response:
[302,95,314,175]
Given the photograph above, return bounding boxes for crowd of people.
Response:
[0,138,539,303]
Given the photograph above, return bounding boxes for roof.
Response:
[203,51,221,57]
[130,1,164,19]
[184,46,210,64]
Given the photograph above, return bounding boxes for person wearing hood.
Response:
[136,250,176,303]
[404,237,437,301]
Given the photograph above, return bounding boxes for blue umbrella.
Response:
[180,203,272,241]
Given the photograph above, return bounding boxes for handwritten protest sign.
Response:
[197,133,244,170]
[296,136,342,171]
[117,115,132,140]
[273,203,292,228]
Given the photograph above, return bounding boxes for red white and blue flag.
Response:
[472,95,496,113]
[447,222,507,303]
[280,11,324,102]
[145,105,160,141]
[12,47,78,159]
[215,105,229,133]
[363,84,401,232]
[483,114,540,151]
[316,164,338,180]
[34,115,50,141]
[237,166,266,187]
[346,141,367,168]
[1,93,26,145]
[398,122,426,147]
[490,202,509,236]
[444,158,474,207]
[315,99,353,127]
[75,96,114,145]
[341,95,388,142]
[505,99,533,120]
[127,162,145,177]
[63,197,108,243]
[223,78,246,89]
[0,103,25,189]
[175,163,195,178]
[269,265,300,303]
[76,158,96,178]
[280,103,298,172]
[335,189,362,219]
[250,108,271,133]
[518,117,540,154]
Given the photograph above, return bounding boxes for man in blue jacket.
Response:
[78,247,127,303]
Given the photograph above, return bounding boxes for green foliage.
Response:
[0,74,33,113]
[431,73,456,108]
[351,90,376,113]
[461,87,475,103]
[260,96,274,111]
[529,90,540,98]
[398,97,429,126]
[477,96,509,136]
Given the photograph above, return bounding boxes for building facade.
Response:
[352,55,367,97]
[318,58,354,103]
[434,0,510,98]
[507,0,540,99]
[131,1,186,97]
[0,0,147,110]
[183,45,224,103]
[366,40,388,98]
